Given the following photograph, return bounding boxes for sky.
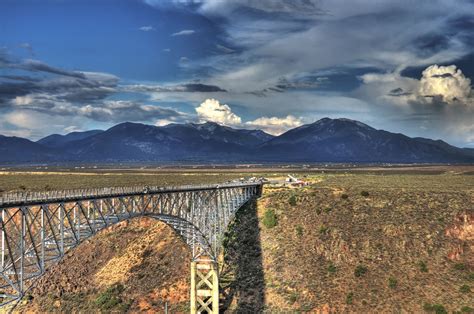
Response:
[0,0,473,147]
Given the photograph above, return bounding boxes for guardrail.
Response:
[0,180,263,207]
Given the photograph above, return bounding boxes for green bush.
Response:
[319,225,329,235]
[388,277,397,289]
[460,306,474,313]
[288,195,297,206]
[262,209,277,228]
[454,263,467,271]
[468,272,474,281]
[324,207,332,213]
[295,225,303,236]
[459,284,471,293]
[327,263,336,274]
[418,261,428,273]
[287,292,299,304]
[423,303,447,314]
[354,265,368,277]
[360,190,370,197]
[95,284,125,310]
[346,292,354,304]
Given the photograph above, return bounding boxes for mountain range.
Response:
[1,118,473,164]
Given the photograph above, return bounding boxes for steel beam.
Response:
[0,181,264,310]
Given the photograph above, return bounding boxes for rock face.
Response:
[2,118,474,163]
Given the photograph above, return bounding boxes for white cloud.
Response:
[195,98,305,135]
[195,98,242,125]
[13,95,34,106]
[5,111,39,128]
[245,115,303,135]
[155,119,175,126]
[358,64,474,145]
[171,29,195,36]
[139,26,154,31]
[419,64,472,104]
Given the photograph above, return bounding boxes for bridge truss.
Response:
[0,181,263,312]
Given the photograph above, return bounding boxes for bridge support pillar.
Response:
[190,260,219,313]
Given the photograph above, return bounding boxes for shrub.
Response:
[468,272,474,281]
[388,277,397,289]
[327,263,336,274]
[95,284,125,310]
[319,225,329,235]
[296,225,303,237]
[454,263,467,271]
[423,303,447,314]
[288,195,297,206]
[341,193,349,199]
[287,292,299,304]
[360,190,370,197]
[354,265,368,277]
[418,261,428,273]
[459,284,471,293]
[315,208,322,214]
[460,306,473,313]
[346,292,354,304]
[262,209,277,228]
[324,207,332,213]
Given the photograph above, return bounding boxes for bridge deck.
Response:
[0,181,261,207]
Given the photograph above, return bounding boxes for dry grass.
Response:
[8,167,474,312]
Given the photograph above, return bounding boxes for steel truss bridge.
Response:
[0,181,263,313]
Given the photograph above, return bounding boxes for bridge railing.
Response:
[0,181,262,207]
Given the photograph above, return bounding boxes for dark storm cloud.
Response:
[0,75,41,82]
[388,87,411,97]
[0,55,87,79]
[0,81,36,104]
[0,51,120,106]
[123,82,227,93]
[77,101,189,123]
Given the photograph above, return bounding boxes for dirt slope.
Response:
[22,217,191,312]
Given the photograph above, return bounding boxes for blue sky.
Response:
[0,0,473,147]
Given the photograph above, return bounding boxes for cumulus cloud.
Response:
[358,64,474,145]
[139,26,154,31]
[195,98,304,134]
[171,29,195,36]
[418,64,472,103]
[195,98,242,125]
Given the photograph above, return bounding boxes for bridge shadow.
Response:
[220,197,265,313]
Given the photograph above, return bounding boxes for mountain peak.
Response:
[1,118,472,163]
[312,117,374,130]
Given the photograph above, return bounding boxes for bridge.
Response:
[0,181,264,313]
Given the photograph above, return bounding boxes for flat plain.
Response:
[4,165,473,312]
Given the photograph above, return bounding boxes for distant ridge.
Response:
[37,130,104,148]
[0,118,472,164]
